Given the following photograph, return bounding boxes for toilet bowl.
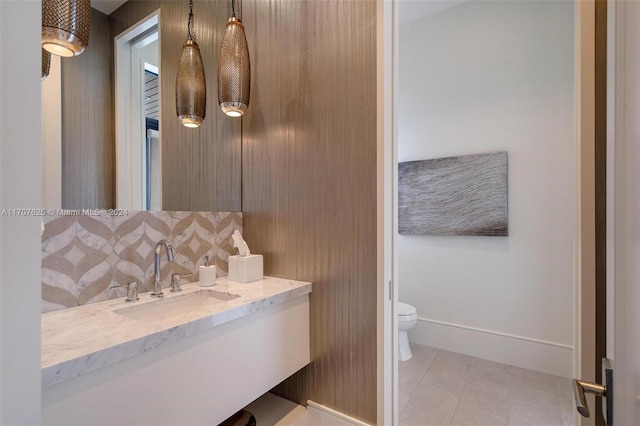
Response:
[398,302,418,361]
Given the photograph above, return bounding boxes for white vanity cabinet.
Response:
[42,277,311,425]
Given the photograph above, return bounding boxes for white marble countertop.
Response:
[42,276,312,388]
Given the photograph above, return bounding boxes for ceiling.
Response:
[398,0,467,25]
[92,0,128,15]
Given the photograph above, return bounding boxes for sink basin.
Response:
[114,290,239,323]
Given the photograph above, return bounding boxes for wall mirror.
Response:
[114,12,161,210]
[41,1,242,212]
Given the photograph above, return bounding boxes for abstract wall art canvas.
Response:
[398,152,508,236]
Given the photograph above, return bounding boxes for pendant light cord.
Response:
[231,0,242,20]
[187,0,195,41]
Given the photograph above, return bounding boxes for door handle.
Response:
[573,358,613,424]
[572,379,606,417]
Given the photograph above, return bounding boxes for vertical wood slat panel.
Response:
[110,0,242,212]
[62,8,113,209]
[242,0,378,422]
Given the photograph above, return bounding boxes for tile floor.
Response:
[399,344,575,426]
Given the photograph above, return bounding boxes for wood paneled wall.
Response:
[111,0,378,420]
[242,0,378,422]
[62,8,113,209]
[110,0,242,212]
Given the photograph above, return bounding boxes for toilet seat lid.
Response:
[398,302,417,316]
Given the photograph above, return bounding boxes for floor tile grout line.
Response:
[398,370,421,416]
[506,364,515,425]
[402,366,428,415]
[398,346,438,419]
[425,348,440,375]
[552,380,570,422]
[447,359,473,426]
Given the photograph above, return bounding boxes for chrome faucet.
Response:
[151,239,175,297]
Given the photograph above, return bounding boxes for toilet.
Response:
[398,302,418,361]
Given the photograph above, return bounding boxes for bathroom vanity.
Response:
[41,276,311,425]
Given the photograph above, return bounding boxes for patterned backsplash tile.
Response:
[41,211,242,313]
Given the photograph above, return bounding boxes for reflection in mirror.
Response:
[40,7,161,211]
[41,7,116,210]
[140,35,161,211]
[115,12,160,210]
[41,2,243,212]
[42,53,62,209]
[145,68,160,210]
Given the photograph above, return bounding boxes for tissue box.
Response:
[228,255,263,283]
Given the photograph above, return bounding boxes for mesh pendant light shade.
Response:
[176,1,206,128]
[217,5,250,117]
[42,0,91,57]
[42,49,51,80]
[176,40,207,127]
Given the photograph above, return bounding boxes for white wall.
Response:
[42,55,62,208]
[613,2,640,424]
[0,1,43,423]
[398,0,575,377]
[138,39,158,65]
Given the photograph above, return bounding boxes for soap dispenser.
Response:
[199,255,216,287]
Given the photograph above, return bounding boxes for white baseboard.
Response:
[305,401,371,426]
[409,317,573,378]
[244,394,371,426]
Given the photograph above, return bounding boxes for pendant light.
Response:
[42,49,51,81]
[176,0,206,128]
[42,0,91,57]
[217,0,250,117]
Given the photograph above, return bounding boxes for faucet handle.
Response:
[125,281,140,302]
[110,281,140,302]
[151,280,164,298]
[171,273,192,292]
